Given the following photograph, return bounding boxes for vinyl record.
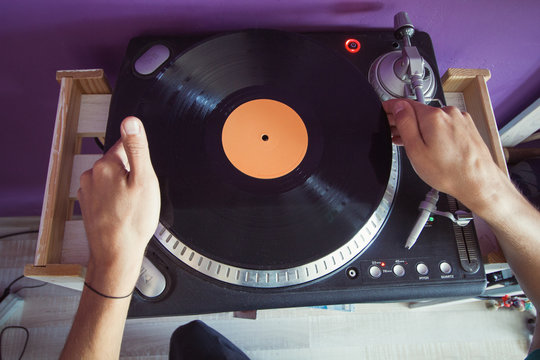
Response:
[135,29,393,271]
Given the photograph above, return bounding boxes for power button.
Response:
[345,39,361,53]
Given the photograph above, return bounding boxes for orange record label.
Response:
[222,99,308,179]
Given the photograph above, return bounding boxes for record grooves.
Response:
[135,30,393,271]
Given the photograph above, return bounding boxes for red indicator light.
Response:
[345,39,361,53]
[381,262,386,267]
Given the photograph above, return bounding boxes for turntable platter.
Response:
[135,29,396,286]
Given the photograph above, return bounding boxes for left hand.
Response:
[78,116,160,296]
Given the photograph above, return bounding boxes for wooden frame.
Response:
[441,68,508,176]
[24,70,111,290]
[441,68,507,264]
[25,68,506,289]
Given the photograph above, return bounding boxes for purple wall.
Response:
[1,0,539,216]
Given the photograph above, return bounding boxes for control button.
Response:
[134,44,170,75]
[416,263,429,276]
[136,256,167,298]
[345,39,361,53]
[393,264,405,277]
[439,261,452,274]
[369,265,382,278]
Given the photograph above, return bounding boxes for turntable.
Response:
[105,12,486,317]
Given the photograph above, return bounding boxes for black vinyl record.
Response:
[135,29,392,270]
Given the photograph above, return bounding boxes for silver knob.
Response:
[394,11,415,40]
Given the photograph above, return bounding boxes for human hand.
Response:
[78,117,160,296]
[382,99,506,213]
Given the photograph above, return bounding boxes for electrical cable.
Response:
[0,326,29,360]
[0,275,47,359]
[0,231,47,358]
[14,283,47,294]
[1,276,24,303]
[0,230,39,241]
[3,276,24,292]
[1,275,47,303]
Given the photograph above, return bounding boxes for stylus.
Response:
[404,188,439,249]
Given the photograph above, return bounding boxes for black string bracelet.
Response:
[84,282,133,299]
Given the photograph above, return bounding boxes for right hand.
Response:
[382,99,506,214]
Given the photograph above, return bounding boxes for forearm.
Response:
[470,172,540,306]
[61,117,159,358]
[489,210,540,307]
[60,286,131,359]
[382,99,540,353]
[60,259,142,359]
[464,169,540,352]
[490,214,540,353]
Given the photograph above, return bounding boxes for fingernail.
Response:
[393,101,406,115]
[124,118,140,135]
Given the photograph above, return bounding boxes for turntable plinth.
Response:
[24,68,507,291]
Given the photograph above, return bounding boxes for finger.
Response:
[391,100,449,148]
[387,113,396,127]
[390,126,403,145]
[77,187,84,201]
[120,116,152,182]
[78,168,93,198]
[382,101,394,121]
[384,100,425,149]
[382,100,394,114]
[102,138,130,171]
[391,135,404,146]
[441,105,461,117]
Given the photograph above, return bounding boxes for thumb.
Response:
[389,100,424,149]
[120,116,152,181]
